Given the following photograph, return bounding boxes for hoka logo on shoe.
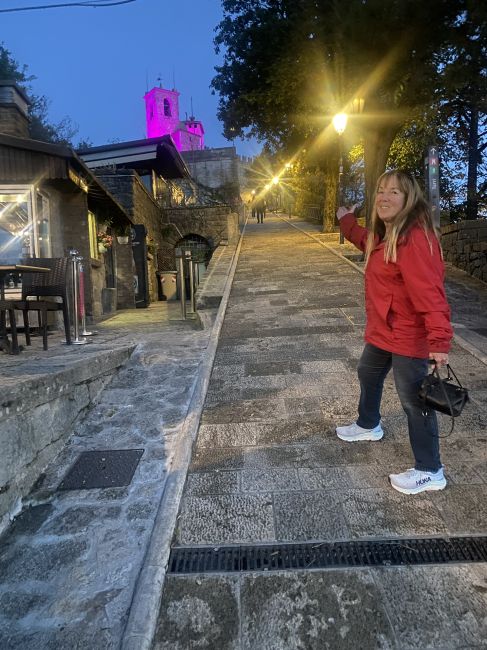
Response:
[416,476,431,487]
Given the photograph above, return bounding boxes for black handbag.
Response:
[419,363,469,436]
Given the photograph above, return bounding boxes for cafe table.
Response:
[0,264,50,354]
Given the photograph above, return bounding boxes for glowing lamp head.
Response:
[272,176,279,185]
[332,113,348,135]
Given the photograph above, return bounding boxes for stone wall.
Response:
[0,104,30,138]
[0,346,134,535]
[160,205,239,271]
[441,220,487,283]
[182,147,242,205]
[94,170,163,302]
[114,240,136,309]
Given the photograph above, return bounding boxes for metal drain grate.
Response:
[58,449,144,490]
[168,537,487,574]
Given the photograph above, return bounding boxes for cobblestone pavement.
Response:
[1,215,486,649]
[0,303,212,649]
[154,216,487,650]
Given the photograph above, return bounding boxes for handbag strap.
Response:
[430,363,455,438]
[432,364,455,418]
[445,363,464,388]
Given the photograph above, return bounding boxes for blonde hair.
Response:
[365,169,440,265]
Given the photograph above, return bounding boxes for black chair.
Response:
[13,258,72,350]
[0,299,21,354]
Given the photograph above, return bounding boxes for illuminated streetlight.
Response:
[272,176,279,185]
[332,113,348,136]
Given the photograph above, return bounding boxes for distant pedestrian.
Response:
[256,199,266,223]
[335,169,453,495]
[250,198,257,220]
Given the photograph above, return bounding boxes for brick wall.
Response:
[56,191,107,321]
[441,220,487,283]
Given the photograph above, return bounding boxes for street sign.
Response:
[424,146,441,228]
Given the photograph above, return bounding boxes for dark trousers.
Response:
[356,343,441,472]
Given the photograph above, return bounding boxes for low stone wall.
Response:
[441,220,487,282]
[196,242,238,330]
[0,346,134,534]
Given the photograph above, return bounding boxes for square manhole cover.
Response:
[58,449,144,490]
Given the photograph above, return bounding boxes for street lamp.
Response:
[333,113,348,244]
[272,176,281,213]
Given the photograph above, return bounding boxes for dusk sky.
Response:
[1,0,260,156]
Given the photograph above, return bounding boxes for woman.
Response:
[336,169,453,495]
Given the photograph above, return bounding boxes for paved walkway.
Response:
[0,215,486,649]
[0,302,212,649]
[153,216,487,649]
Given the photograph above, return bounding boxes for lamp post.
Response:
[332,112,348,244]
[272,176,280,213]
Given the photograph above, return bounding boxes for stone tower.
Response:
[143,81,204,152]
[144,84,181,140]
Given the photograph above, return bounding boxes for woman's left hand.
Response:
[429,352,449,367]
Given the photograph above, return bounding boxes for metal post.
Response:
[69,250,86,345]
[77,257,93,336]
[177,252,186,320]
[338,136,344,244]
[185,250,196,314]
[189,260,197,313]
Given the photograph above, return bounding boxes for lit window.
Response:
[88,211,99,259]
[0,185,34,262]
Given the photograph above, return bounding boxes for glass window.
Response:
[0,186,35,263]
[163,98,171,117]
[0,186,53,263]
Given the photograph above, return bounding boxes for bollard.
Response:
[69,250,86,345]
[176,250,186,320]
[186,252,196,314]
[77,257,93,336]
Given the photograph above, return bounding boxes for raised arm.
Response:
[336,207,369,252]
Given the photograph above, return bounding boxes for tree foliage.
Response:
[212,0,484,226]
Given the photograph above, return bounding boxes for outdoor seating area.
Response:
[0,258,71,355]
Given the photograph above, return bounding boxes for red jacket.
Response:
[340,213,453,357]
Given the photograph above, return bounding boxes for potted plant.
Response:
[97,231,113,253]
[115,224,132,245]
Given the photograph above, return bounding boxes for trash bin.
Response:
[161,271,178,301]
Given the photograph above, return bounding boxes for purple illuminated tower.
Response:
[144,82,204,151]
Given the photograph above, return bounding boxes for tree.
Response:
[212,0,465,228]
[0,43,78,145]
[437,3,487,219]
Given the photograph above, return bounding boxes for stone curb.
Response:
[121,223,247,650]
[278,216,487,368]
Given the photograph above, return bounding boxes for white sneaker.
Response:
[389,467,447,495]
[336,422,384,442]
